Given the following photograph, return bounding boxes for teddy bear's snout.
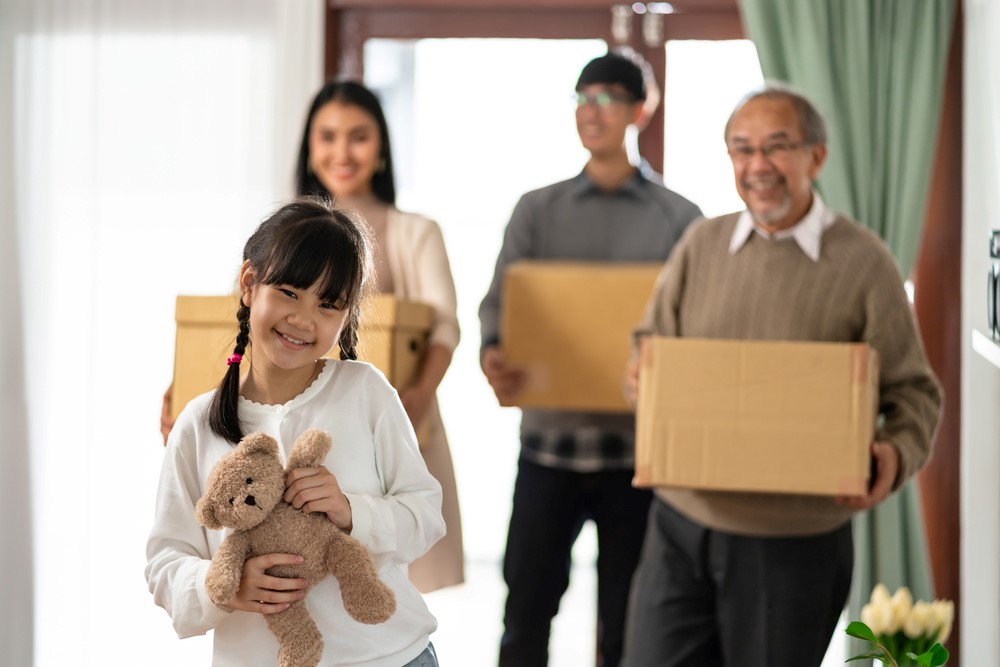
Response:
[245,496,256,506]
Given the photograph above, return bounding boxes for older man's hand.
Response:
[835,441,899,510]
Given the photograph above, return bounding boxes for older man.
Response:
[621,86,942,667]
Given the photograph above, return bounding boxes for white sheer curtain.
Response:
[1,5,33,667]
[2,1,323,664]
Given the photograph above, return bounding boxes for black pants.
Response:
[498,458,652,667]
[621,499,853,667]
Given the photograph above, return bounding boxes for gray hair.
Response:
[724,81,828,146]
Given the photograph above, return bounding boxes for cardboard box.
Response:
[170,294,434,420]
[634,337,878,496]
[171,295,244,421]
[501,261,662,412]
[355,296,435,392]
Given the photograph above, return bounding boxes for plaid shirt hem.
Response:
[520,428,635,473]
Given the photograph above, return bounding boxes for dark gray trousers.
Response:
[621,498,853,667]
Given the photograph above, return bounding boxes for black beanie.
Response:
[575,52,647,102]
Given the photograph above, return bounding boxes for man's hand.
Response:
[480,345,526,406]
[835,441,899,510]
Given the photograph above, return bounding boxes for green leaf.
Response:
[927,643,950,666]
[905,642,950,666]
[846,652,888,663]
[846,621,878,643]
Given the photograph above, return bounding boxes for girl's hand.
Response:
[225,553,309,615]
[285,466,353,532]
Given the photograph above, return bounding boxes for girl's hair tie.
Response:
[226,353,243,366]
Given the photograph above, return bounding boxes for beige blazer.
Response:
[385,208,464,593]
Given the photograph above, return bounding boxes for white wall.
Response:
[961,0,1000,662]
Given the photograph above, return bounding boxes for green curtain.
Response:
[738,0,954,656]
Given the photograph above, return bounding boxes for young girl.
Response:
[296,80,463,594]
[146,198,445,667]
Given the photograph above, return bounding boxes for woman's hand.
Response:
[160,385,175,445]
[400,383,434,431]
[284,466,353,532]
[224,553,309,615]
[625,355,640,408]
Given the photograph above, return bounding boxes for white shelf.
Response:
[972,328,1000,369]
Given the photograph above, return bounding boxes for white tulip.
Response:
[862,599,894,636]
[888,586,914,634]
[870,583,892,606]
[932,599,955,643]
[903,601,933,638]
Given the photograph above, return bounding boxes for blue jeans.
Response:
[402,642,438,667]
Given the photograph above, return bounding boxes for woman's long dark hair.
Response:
[295,80,396,205]
[208,197,375,444]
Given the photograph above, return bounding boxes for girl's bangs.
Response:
[259,219,361,307]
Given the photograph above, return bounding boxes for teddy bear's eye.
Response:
[228,498,234,505]
[246,477,253,485]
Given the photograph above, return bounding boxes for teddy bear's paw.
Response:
[286,429,332,470]
[205,577,238,606]
[278,642,323,667]
[343,582,397,625]
[268,604,323,667]
[205,567,239,606]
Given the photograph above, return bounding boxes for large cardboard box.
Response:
[634,337,878,496]
[501,261,662,412]
[170,294,434,420]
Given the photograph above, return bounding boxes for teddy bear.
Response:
[195,428,396,667]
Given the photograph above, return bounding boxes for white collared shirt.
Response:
[728,191,836,262]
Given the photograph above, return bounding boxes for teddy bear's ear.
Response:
[287,429,332,470]
[195,496,221,530]
[238,432,280,459]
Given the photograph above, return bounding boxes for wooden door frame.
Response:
[323,0,743,173]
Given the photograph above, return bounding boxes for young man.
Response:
[478,51,702,667]
[621,85,942,667]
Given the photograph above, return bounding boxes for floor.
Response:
[422,534,848,667]
[423,554,598,667]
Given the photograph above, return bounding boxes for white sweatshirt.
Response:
[146,360,445,667]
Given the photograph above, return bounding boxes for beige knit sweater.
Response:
[636,212,942,537]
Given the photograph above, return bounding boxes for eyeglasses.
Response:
[573,91,634,109]
[727,141,809,164]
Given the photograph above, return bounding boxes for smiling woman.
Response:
[295,79,467,596]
